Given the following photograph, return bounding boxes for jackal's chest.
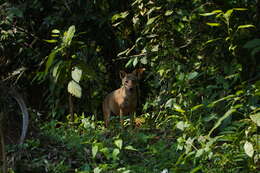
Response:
[113,96,136,115]
[120,97,136,109]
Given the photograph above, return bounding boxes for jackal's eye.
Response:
[125,80,129,83]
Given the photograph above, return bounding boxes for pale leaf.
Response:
[67,80,82,98]
[114,139,123,149]
[244,141,254,157]
[71,66,82,83]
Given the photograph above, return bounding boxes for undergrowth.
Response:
[9,82,260,173]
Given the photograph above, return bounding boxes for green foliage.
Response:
[201,8,255,57]
[1,0,260,172]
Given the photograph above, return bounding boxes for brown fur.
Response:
[102,68,145,127]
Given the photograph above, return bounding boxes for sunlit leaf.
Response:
[112,21,124,27]
[200,10,223,16]
[191,104,204,111]
[185,137,195,153]
[147,16,160,25]
[195,149,205,158]
[140,57,148,64]
[94,167,102,173]
[111,11,129,22]
[132,15,140,25]
[250,113,260,126]
[114,139,123,149]
[173,104,185,113]
[224,9,233,20]
[112,148,120,160]
[204,38,222,45]
[125,145,138,151]
[147,7,161,16]
[206,23,221,27]
[68,80,82,98]
[125,58,134,67]
[161,169,169,173]
[244,141,254,157]
[187,71,199,80]
[51,34,60,38]
[133,57,138,67]
[62,25,75,47]
[118,48,130,57]
[176,121,190,131]
[151,45,159,52]
[44,39,58,43]
[165,10,173,16]
[208,95,235,108]
[52,29,60,34]
[237,24,255,30]
[190,166,203,173]
[92,145,98,158]
[165,98,173,108]
[233,8,247,11]
[71,66,82,83]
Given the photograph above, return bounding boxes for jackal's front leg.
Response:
[119,109,124,128]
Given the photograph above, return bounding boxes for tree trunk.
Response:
[0,113,7,173]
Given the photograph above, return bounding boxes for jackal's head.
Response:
[120,68,145,92]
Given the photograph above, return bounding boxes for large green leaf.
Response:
[176,121,190,131]
[112,148,120,160]
[45,48,61,73]
[250,113,260,126]
[8,7,23,17]
[52,61,63,82]
[251,46,260,57]
[187,71,199,80]
[114,139,123,149]
[208,95,235,108]
[244,141,254,158]
[67,80,82,98]
[243,39,260,49]
[93,167,102,173]
[71,66,82,83]
[92,145,98,158]
[208,108,236,137]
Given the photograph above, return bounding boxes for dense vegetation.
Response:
[0,0,259,172]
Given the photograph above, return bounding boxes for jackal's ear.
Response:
[132,68,145,79]
[119,70,127,79]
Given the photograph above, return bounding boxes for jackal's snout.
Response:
[124,79,136,92]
